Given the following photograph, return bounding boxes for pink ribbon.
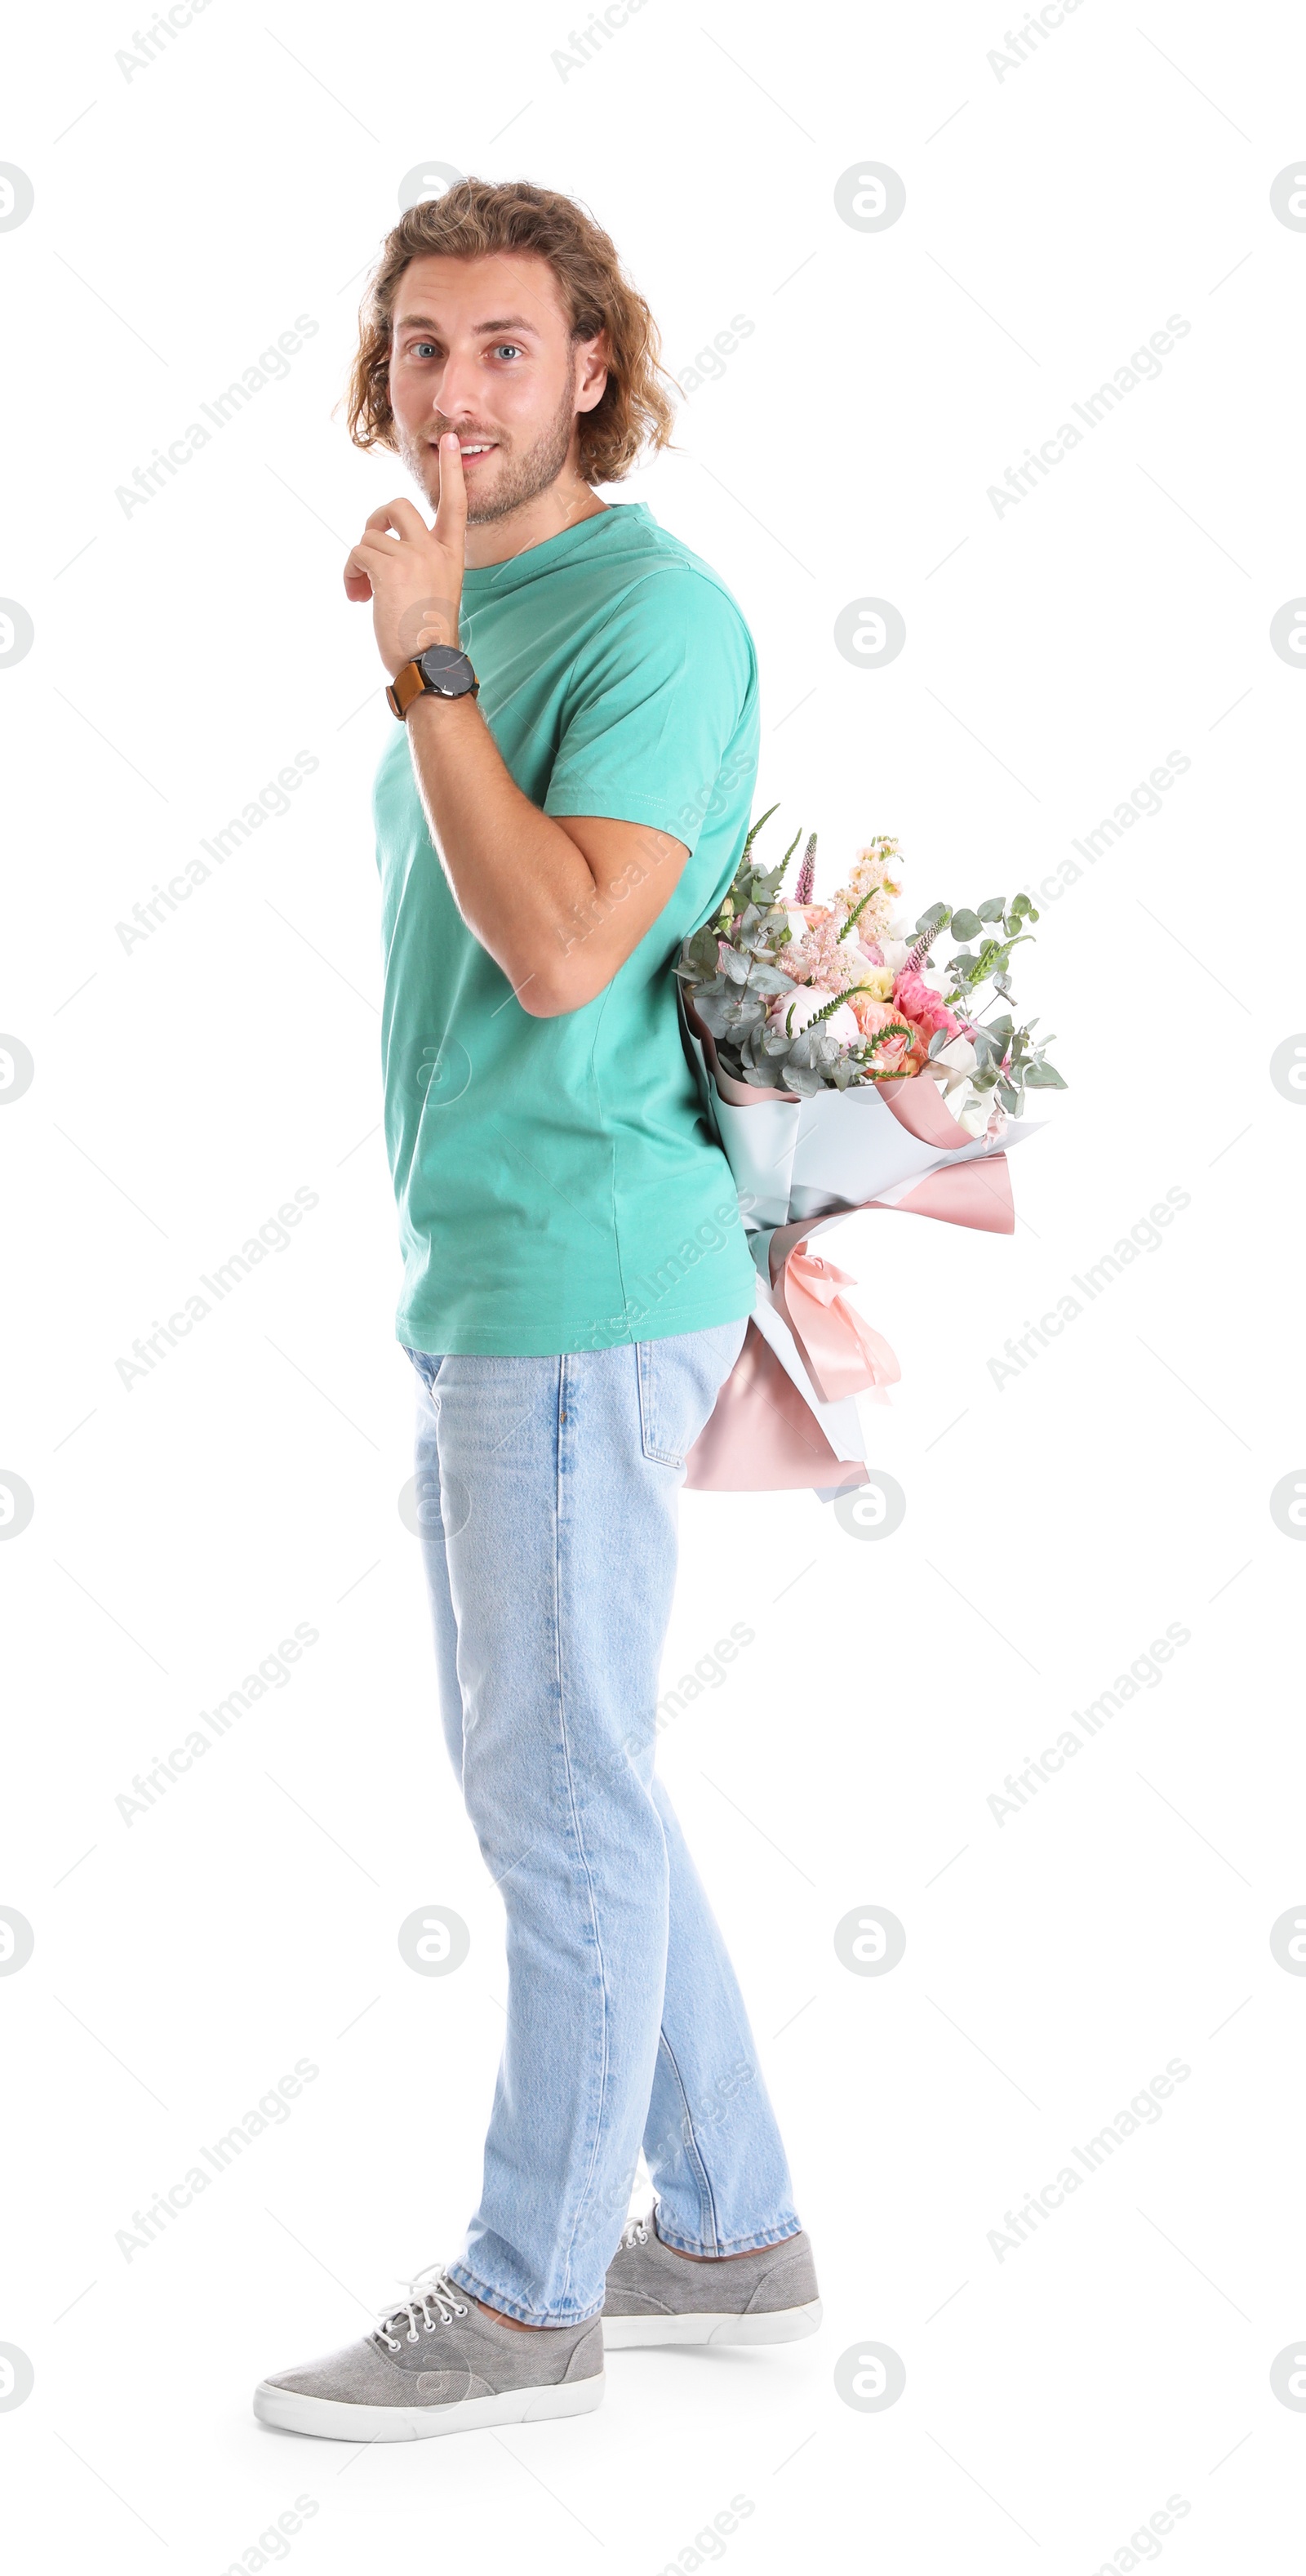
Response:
[778,1244,902,1406]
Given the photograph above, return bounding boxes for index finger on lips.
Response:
[434,433,467,541]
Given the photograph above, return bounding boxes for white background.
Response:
[2,0,1304,2568]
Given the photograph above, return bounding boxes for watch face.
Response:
[419,644,473,694]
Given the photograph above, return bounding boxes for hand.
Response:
[343,435,468,677]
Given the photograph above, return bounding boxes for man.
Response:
[255,179,819,2443]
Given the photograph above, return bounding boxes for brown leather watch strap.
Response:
[385,660,430,722]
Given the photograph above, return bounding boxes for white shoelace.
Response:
[373,2264,469,2353]
[620,2217,650,2250]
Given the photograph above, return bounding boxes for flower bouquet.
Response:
[677,811,1065,1493]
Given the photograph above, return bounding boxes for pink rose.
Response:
[892,968,962,1041]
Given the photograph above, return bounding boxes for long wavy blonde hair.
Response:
[344,177,676,484]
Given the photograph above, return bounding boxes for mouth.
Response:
[442,440,498,472]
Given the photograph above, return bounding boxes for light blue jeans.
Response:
[405,1318,801,2325]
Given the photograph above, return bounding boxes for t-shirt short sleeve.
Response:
[542,565,756,857]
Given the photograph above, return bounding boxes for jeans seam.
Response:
[653,2029,719,2250]
[550,1351,613,2311]
[425,1387,468,1796]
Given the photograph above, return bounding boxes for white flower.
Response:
[931,1034,977,1077]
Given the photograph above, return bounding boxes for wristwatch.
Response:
[386,643,480,720]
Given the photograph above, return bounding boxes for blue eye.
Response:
[491,344,522,361]
[411,341,437,359]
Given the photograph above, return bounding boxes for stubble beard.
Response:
[398,376,583,527]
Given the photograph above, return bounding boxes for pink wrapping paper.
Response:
[680,1318,868,1493]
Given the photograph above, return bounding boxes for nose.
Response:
[429,344,482,425]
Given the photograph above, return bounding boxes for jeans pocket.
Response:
[406,1346,446,1395]
[637,1341,685,1467]
[637,1319,748,1469]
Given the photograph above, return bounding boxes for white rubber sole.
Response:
[252,2369,604,2442]
[602,2298,823,2350]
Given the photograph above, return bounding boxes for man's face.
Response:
[387,250,606,525]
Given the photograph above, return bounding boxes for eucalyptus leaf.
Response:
[691,997,735,1036]
[1024,1061,1068,1088]
[697,991,765,1038]
[950,907,983,941]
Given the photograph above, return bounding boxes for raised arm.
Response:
[344,451,687,1017]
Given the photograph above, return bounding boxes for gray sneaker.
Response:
[602,2213,821,2349]
[254,2266,604,2441]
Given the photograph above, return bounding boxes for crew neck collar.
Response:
[461,501,651,593]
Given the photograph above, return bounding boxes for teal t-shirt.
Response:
[374,500,760,1355]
